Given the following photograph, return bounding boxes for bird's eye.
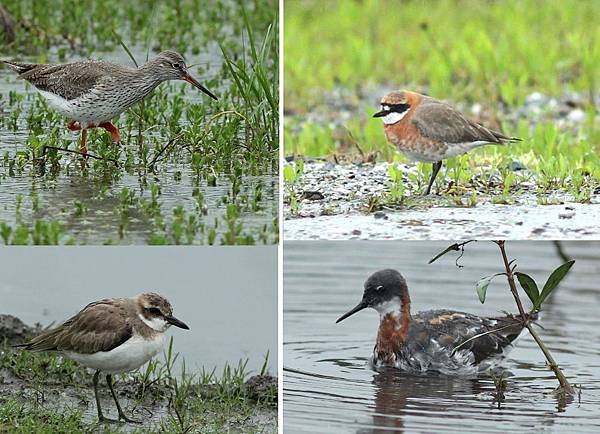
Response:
[172,62,180,69]
[146,307,161,315]
[376,285,383,291]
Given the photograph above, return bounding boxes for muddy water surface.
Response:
[284,241,600,433]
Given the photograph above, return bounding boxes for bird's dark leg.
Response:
[93,370,111,423]
[425,161,443,195]
[106,374,141,424]
[98,122,121,143]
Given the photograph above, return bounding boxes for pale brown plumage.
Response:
[15,293,187,424]
[17,295,169,354]
[374,91,520,194]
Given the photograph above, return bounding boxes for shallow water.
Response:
[283,161,600,241]
[0,47,277,244]
[284,241,600,433]
[284,201,600,240]
[0,246,277,374]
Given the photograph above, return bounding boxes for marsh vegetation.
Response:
[0,0,279,245]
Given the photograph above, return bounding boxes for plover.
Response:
[373,91,520,194]
[1,50,218,158]
[336,269,533,375]
[16,292,189,423]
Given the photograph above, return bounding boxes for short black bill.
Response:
[336,301,368,323]
[373,109,388,118]
[166,315,190,330]
[184,73,218,101]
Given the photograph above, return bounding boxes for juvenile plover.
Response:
[336,269,533,375]
[16,292,189,423]
[373,90,520,194]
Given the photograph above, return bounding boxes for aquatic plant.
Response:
[430,240,576,398]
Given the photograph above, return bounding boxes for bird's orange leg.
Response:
[80,129,88,155]
[98,122,121,143]
[67,120,81,131]
[80,129,88,169]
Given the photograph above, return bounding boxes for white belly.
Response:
[401,141,493,162]
[64,333,166,374]
[37,88,128,127]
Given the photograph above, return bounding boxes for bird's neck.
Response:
[137,62,166,90]
[375,298,411,364]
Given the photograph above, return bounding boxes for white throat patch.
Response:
[139,313,169,332]
[382,111,408,125]
[374,297,402,318]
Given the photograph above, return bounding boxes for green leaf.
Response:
[515,272,540,306]
[283,165,296,183]
[474,275,492,304]
[428,242,472,264]
[535,260,575,310]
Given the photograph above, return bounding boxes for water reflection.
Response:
[360,369,487,434]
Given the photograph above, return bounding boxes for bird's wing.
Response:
[21,299,133,354]
[412,101,513,144]
[15,61,119,101]
[413,310,524,363]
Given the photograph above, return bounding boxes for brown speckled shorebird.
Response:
[373,91,520,195]
[1,50,217,160]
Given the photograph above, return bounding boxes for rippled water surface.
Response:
[284,241,600,433]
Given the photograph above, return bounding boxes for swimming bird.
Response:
[1,50,217,158]
[15,292,189,423]
[336,269,532,375]
[373,91,520,195]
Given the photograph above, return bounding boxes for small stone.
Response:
[301,191,324,201]
[352,229,361,235]
[374,211,388,220]
[567,109,585,123]
[526,92,547,105]
[507,161,526,171]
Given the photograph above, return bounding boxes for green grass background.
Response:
[285,0,599,108]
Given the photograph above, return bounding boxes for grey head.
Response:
[336,269,410,323]
[146,50,218,100]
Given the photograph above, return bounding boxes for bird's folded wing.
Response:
[412,102,509,144]
[25,300,133,354]
[447,314,522,363]
[17,62,114,101]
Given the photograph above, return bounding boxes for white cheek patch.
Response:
[382,111,408,125]
[139,313,169,332]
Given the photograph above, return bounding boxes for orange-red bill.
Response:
[184,73,218,101]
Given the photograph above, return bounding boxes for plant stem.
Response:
[495,240,527,321]
[526,322,575,394]
[494,240,575,395]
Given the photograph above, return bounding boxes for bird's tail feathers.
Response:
[1,60,37,76]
